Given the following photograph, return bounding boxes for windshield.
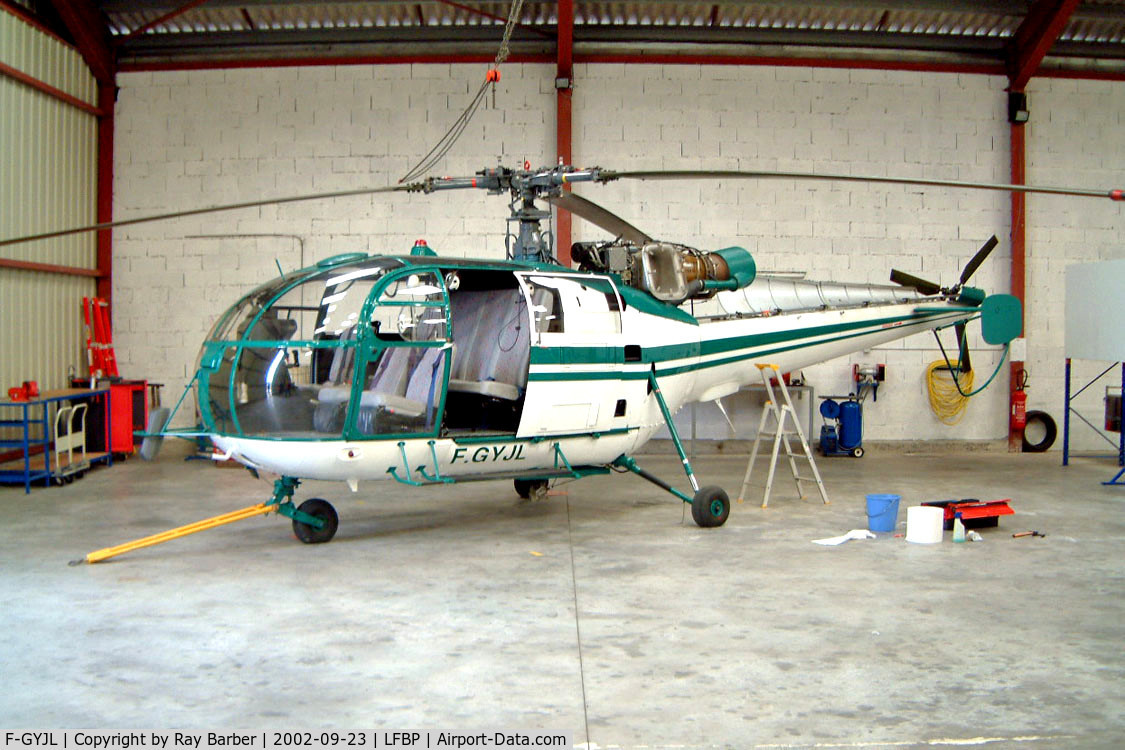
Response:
[198,258,413,437]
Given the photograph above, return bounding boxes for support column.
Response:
[96,82,115,305]
[555,0,574,266]
[1009,118,1026,452]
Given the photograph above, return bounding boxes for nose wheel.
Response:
[292,498,339,544]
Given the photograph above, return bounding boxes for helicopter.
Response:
[8,162,1117,563]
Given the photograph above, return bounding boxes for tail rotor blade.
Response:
[890,269,942,296]
[960,235,999,286]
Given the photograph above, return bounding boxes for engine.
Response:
[572,241,756,304]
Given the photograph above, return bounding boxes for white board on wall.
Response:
[1065,260,1125,360]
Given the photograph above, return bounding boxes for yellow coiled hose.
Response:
[927,361,975,425]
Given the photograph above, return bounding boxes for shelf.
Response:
[0,389,112,493]
[0,469,49,481]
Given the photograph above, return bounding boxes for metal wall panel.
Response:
[0,271,91,391]
[1,9,98,393]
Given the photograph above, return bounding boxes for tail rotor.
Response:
[889,234,1000,298]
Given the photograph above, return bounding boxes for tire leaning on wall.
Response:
[1022,410,1058,453]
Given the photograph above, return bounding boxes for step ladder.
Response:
[738,364,830,508]
[83,296,118,378]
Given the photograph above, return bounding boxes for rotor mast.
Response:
[415,164,603,263]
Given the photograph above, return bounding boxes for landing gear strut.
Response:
[609,370,732,528]
[269,477,338,544]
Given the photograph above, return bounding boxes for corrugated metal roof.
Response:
[93,1,1125,67]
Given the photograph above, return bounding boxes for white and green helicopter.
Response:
[10,163,1115,562]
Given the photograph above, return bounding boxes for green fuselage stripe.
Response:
[528,309,951,382]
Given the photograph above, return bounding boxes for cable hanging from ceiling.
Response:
[399,0,525,184]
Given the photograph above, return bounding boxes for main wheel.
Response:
[691,486,730,528]
[292,498,338,544]
[851,446,865,458]
[514,478,549,500]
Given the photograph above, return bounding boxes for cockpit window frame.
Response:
[341,266,452,441]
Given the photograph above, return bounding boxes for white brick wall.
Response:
[113,63,1125,448]
[574,65,1011,442]
[114,64,555,418]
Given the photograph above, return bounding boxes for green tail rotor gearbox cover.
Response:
[957,286,986,306]
[981,293,1022,344]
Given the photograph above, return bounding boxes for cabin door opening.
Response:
[441,269,534,434]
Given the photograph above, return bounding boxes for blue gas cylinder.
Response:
[838,399,862,450]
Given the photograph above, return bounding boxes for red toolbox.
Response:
[921,499,1014,530]
[70,378,148,455]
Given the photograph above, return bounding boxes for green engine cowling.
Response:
[711,246,756,289]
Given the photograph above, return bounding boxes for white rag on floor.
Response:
[812,529,877,546]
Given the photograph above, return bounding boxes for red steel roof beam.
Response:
[1008,0,1080,91]
[117,0,213,43]
[434,0,554,38]
[44,0,115,83]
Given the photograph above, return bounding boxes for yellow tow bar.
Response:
[71,502,275,565]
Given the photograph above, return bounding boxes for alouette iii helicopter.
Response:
[5,162,1119,563]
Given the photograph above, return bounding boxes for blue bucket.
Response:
[866,493,901,532]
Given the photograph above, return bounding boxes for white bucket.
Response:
[906,506,944,544]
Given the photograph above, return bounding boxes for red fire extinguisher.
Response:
[1011,369,1028,432]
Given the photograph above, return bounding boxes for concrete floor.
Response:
[1,442,1123,748]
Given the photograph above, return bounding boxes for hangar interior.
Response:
[2,0,1124,745]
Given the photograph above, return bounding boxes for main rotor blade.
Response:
[960,235,999,286]
[604,170,1125,202]
[889,269,942,296]
[0,184,418,248]
[545,192,652,245]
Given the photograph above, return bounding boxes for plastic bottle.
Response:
[953,512,966,543]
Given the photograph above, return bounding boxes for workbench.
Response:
[0,388,113,493]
